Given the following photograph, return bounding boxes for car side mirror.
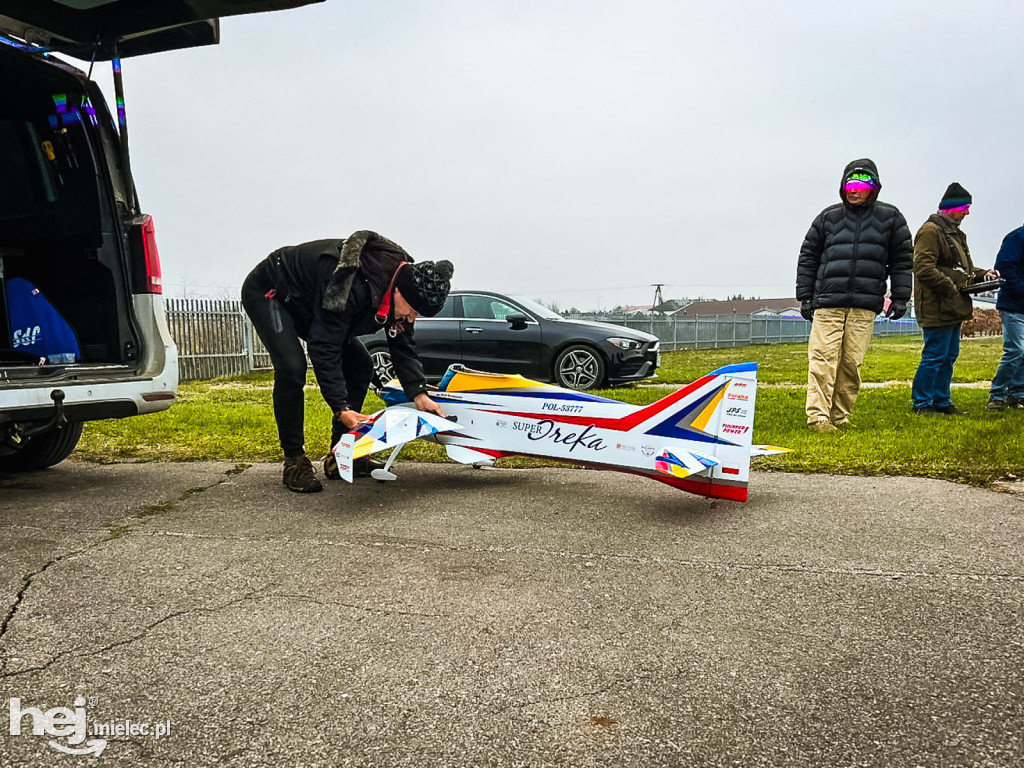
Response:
[506,312,529,330]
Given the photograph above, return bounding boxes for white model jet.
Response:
[333,363,787,502]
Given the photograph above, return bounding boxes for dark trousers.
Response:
[912,324,961,409]
[241,270,373,457]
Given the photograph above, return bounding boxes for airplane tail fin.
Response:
[622,362,766,501]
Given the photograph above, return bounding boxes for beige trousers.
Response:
[805,307,876,425]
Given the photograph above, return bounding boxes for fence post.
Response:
[242,308,255,375]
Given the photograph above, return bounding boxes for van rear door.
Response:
[0,0,323,59]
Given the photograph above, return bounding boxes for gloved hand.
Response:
[885,301,907,320]
[800,300,814,322]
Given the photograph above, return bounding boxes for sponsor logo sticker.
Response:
[722,424,751,435]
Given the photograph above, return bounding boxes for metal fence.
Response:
[566,312,922,352]
[165,298,922,382]
[165,298,272,382]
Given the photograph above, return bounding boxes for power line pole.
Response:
[651,283,664,311]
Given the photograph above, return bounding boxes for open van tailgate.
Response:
[0,0,323,59]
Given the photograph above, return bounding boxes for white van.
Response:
[0,0,319,470]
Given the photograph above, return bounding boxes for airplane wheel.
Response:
[554,345,606,390]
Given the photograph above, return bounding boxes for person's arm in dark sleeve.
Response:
[913,226,961,296]
[306,312,352,414]
[887,210,914,302]
[995,230,1024,300]
[796,214,824,302]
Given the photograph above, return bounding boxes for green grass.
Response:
[77,336,1022,488]
[655,335,1004,384]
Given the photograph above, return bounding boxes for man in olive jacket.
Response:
[796,159,913,431]
[911,184,999,414]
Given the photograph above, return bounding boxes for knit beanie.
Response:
[939,182,972,211]
[394,260,454,317]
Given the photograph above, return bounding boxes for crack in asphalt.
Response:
[0,550,85,676]
[0,592,264,679]
[0,589,446,680]
[0,466,251,678]
[131,530,1024,584]
[260,591,448,619]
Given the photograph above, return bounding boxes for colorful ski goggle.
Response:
[942,204,971,213]
[844,173,877,194]
[844,180,876,193]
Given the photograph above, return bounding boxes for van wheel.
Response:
[554,345,606,390]
[369,348,395,390]
[0,421,84,471]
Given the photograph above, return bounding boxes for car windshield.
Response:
[506,295,562,320]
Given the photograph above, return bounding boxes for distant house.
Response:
[613,304,660,315]
[671,298,801,317]
[613,300,693,315]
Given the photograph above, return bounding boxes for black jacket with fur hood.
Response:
[796,159,913,314]
[255,231,428,411]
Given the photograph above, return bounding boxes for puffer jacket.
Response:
[912,214,987,328]
[796,159,914,314]
[994,223,1024,315]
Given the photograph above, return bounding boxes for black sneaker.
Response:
[912,405,938,415]
[934,404,968,415]
[283,454,323,493]
[1007,396,1024,409]
[986,399,1008,412]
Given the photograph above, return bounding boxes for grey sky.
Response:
[83,0,1024,310]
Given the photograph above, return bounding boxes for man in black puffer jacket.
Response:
[796,159,913,431]
[242,231,454,493]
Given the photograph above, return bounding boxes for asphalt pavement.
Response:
[1,461,1021,767]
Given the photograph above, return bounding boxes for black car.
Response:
[362,291,660,390]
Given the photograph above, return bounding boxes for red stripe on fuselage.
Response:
[482,374,717,433]
[453,449,748,502]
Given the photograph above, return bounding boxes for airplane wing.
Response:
[444,445,503,466]
[332,407,463,483]
[750,445,791,457]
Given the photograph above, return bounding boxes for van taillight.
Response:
[131,214,163,294]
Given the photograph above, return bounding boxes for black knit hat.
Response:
[939,182,972,211]
[394,260,454,317]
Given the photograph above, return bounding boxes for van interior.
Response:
[0,43,140,374]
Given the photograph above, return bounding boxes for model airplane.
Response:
[333,363,788,501]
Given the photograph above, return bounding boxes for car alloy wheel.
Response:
[369,348,395,390]
[554,345,605,390]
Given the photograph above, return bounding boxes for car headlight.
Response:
[607,337,642,350]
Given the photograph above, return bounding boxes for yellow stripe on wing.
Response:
[352,435,381,459]
[444,370,550,393]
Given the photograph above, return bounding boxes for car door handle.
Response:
[463,326,484,334]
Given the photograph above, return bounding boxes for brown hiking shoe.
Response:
[283,454,323,493]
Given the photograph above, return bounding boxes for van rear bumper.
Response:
[0,346,178,424]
